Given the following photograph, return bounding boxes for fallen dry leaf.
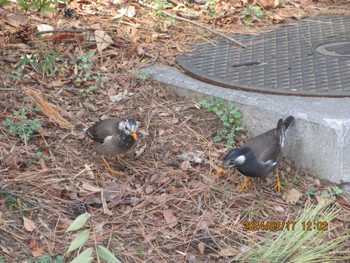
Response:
[180,160,192,170]
[135,144,147,159]
[198,242,206,255]
[163,210,178,228]
[109,91,126,103]
[258,0,279,9]
[282,188,302,204]
[81,183,102,193]
[95,30,113,52]
[144,233,157,243]
[168,186,177,195]
[0,113,6,122]
[40,157,47,171]
[23,217,36,232]
[29,239,46,257]
[177,151,204,163]
[57,217,73,230]
[336,198,350,207]
[220,247,239,257]
[5,13,28,27]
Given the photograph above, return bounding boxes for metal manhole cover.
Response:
[176,16,350,97]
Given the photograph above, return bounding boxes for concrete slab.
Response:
[146,64,350,192]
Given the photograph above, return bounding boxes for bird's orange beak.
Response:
[132,132,138,141]
[217,167,225,177]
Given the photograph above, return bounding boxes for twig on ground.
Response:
[34,29,92,36]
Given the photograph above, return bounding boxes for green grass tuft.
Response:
[234,203,350,262]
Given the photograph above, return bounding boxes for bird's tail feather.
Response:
[276,116,294,147]
[283,116,295,131]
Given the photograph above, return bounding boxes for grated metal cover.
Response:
[176,16,350,97]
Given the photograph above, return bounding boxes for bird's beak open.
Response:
[132,132,138,141]
[217,167,225,177]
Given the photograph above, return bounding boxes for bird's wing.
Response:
[86,119,118,144]
[244,129,281,164]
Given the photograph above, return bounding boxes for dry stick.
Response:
[137,0,246,48]
[34,29,91,36]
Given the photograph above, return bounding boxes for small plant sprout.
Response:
[75,52,106,101]
[133,69,153,81]
[78,86,96,101]
[199,98,243,146]
[242,5,266,26]
[204,0,219,17]
[292,177,300,186]
[21,253,64,263]
[305,187,317,196]
[66,213,121,263]
[77,52,95,71]
[2,107,41,141]
[154,0,172,17]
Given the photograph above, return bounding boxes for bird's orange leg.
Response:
[102,156,124,175]
[115,155,132,168]
[239,178,251,192]
[272,169,285,192]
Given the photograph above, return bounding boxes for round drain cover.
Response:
[177,16,350,97]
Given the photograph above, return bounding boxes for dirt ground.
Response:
[1,0,350,262]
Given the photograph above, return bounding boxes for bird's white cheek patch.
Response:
[234,155,246,165]
[103,136,113,144]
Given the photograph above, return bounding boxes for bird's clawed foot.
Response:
[272,170,285,192]
[239,178,251,192]
[102,156,124,175]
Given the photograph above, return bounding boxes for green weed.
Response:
[155,236,163,244]
[321,186,344,200]
[154,0,172,17]
[133,69,153,81]
[203,0,219,18]
[199,98,243,146]
[12,51,64,80]
[139,241,144,260]
[305,187,317,196]
[65,213,121,263]
[152,0,176,29]
[77,52,94,71]
[0,0,10,7]
[292,177,300,186]
[2,107,41,141]
[235,203,350,262]
[78,86,96,101]
[24,253,64,263]
[34,150,48,165]
[3,191,28,211]
[242,5,265,26]
[75,52,106,101]
[18,0,66,16]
